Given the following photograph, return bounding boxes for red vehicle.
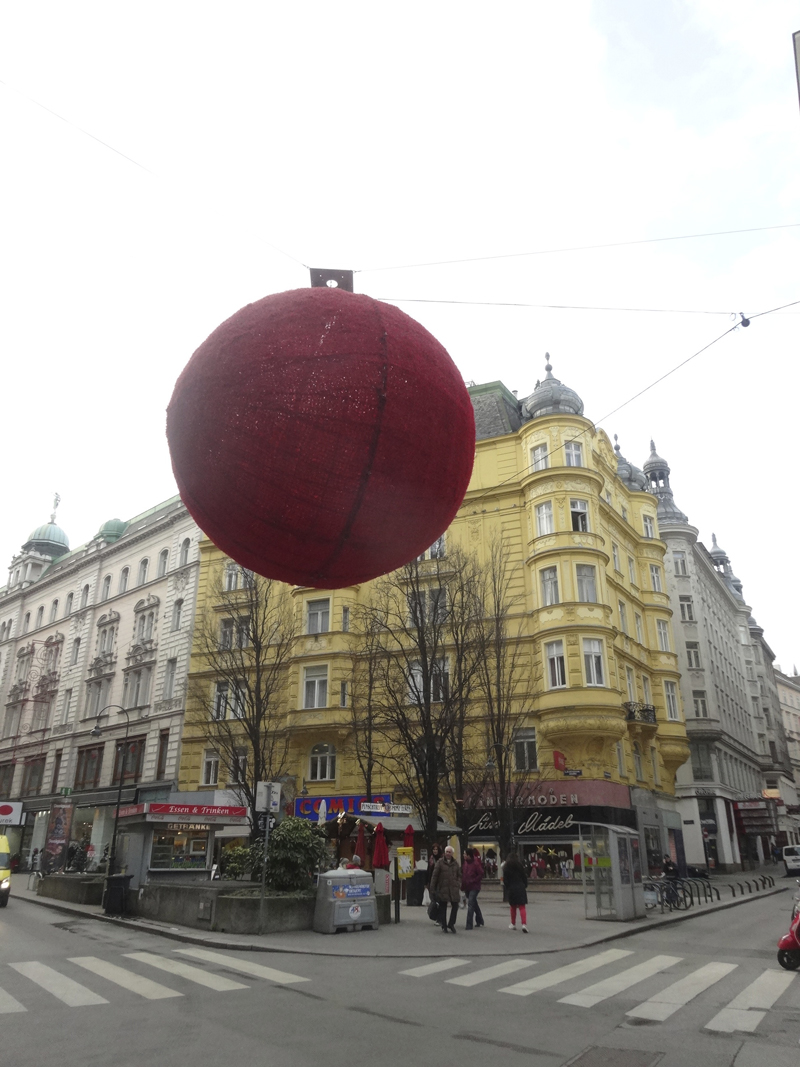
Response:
[777,881,800,971]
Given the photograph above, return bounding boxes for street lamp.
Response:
[90,703,131,883]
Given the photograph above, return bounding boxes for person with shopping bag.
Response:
[430,845,461,933]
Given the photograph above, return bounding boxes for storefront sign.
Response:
[466,804,637,838]
[360,802,413,814]
[0,802,23,826]
[294,794,391,821]
[118,803,248,824]
[471,780,631,810]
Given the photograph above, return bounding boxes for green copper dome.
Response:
[97,518,128,543]
[23,522,70,559]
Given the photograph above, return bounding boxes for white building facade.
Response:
[643,444,797,872]
[0,496,201,870]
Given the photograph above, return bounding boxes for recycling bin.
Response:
[313,869,379,933]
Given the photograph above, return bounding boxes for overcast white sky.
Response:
[2,1,798,667]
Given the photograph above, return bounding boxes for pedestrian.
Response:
[501,851,529,932]
[461,847,484,930]
[425,843,443,888]
[772,843,781,865]
[430,845,461,933]
[346,854,362,869]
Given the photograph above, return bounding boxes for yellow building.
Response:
[179,359,689,874]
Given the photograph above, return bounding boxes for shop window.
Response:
[74,746,103,789]
[307,598,330,635]
[513,729,537,772]
[151,827,210,869]
[21,758,46,796]
[112,737,146,785]
[156,730,170,780]
[309,742,336,781]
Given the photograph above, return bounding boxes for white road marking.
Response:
[560,954,682,1008]
[10,961,108,1007]
[499,949,633,996]
[400,958,470,978]
[446,959,535,987]
[705,969,796,1033]
[0,987,26,1014]
[69,957,182,1000]
[174,948,309,984]
[627,962,738,1022]
[124,953,248,991]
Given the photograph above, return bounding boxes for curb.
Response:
[14,883,789,958]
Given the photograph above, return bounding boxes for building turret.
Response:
[642,441,688,524]
[521,356,584,420]
[613,435,647,492]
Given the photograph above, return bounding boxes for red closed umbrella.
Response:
[403,824,415,849]
[372,823,390,869]
[353,821,366,863]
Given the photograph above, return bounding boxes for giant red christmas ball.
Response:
[166,287,475,588]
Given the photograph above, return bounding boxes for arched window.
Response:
[171,600,183,631]
[137,559,149,586]
[36,606,44,629]
[179,538,190,567]
[0,623,5,642]
[101,575,111,601]
[158,549,169,577]
[22,613,30,634]
[145,612,154,640]
[49,600,59,623]
[309,742,336,781]
[71,637,81,665]
[64,593,73,616]
[80,585,90,609]
[119,568,129,594]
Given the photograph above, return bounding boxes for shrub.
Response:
[265,817,326,891]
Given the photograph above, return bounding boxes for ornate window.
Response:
[75,745,104,789]
[576,565,597,602]
[113,737,146,785]
[101,575,111,601]
[137,559,149,586]
[36,606,44,629]
[158,549,169,577]
[50,599,59,622]
[513,729,537,771]
[171,600,183,631]
[179,538,191,567]
[564,441,583,467]
[307,598,330,635]
[531,443,548,471]
[536,501,554,537]
[570,499,589,532]
[304,666,328,709]
[545,640,566,688]
[119,568,129,594]
[80,585,90,609]
[540,566,559,606]
[583,639,604,686]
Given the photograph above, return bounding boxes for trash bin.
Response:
[103,874,133,915]
[313,869,378,933]
[406,869,426,906]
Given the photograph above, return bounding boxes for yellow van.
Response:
[0,835,11,907]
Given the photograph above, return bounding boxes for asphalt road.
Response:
[1,891,798,1067]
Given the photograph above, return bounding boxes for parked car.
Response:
[783,845,800,877]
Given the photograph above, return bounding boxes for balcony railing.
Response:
[623,701,657,725]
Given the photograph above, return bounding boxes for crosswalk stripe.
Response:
[0,987,26,1014]
[446,960,535,987]
[174,948,309,985]
[627,962,738,1022]
[10,962,108,1006]
[69,957,182,1000]
[705,969,796,1033]
[124,953,248,991]
[559,955,682,1008]
[499,949,633,996]
[400,958,470,978]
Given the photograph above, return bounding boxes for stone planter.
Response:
[37,875,105,906]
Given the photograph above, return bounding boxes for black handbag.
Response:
[427,899,441,922]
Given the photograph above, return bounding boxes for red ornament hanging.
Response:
[166,287,475,588]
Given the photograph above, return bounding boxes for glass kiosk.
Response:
[579,823,645,921]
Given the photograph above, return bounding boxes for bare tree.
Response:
[463,537,538,859]
[354,545,484,845]
[345,599,383,802]
[187,565,296,838]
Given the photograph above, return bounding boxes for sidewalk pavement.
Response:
[10,872,792,959]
